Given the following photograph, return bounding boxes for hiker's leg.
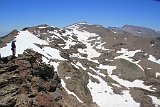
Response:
[14,48,16,56]
[13,48,16,56]
[12,49,14,56]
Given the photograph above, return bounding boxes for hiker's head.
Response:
[12,39,16,42]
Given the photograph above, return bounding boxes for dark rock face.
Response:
[58,61,92,103]
[112,59,145,81]
[0,49,62,107]
[130,88,155,107]
[151,37,160,59]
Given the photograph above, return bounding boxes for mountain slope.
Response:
[0,23,160,107]
[121,25,160,38]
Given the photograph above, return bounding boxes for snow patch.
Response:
[149,95,160,107]
[87,72,139,107]
[76,62,86,70]
[38,26,47,29]
[41,33,47,34]
[50,62,60,72]
[42,57,49,64]
[96,42,109,50]
[111,75,153,91]
[156,72,160,78]
[112,83,121,88]
[42,47,65,60]
[148,55,160,64]
[98,64,154,91]
[112,31,117,34]
[150,44,154,47]
[98,64,116,75]
[115,48,144,71]
[65,77,71,79]
[147,68,152,70]
[90,67,106,77]
[0,31,48,57]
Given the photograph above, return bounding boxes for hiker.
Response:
[11,40,16,56]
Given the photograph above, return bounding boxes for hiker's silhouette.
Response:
[11,40,16,56]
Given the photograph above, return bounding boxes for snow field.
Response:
[87,72,139,107]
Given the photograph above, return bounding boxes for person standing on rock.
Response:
[11,40,16,56]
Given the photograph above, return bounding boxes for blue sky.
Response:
[0,0,160,32]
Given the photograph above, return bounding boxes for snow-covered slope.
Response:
[0,23,160,107]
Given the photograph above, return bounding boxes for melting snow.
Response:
[41,33,47,34]
[149,95,160,107]
[114,48,144,71]
[70,53,86,59]
[112,31,117,34]
[76,62,86,70]
[147,68,152,70]
[111,75,153,91]
[98,64,116,75]
[50,62,60,72]
[87,73,139,107]
[96,42,109,50]
[71,62,80,69]
[38,26,47,29]
[92,64,156,106]
[115,48,141,58]
[156,72,160,78]
[98,64,154,91]
[42,57,49,64]
[137,32,141,34]
[90,67,106,77]
[65,77,71,79]
[42,47,65,60]
[148,55,160,64]
[67,28,101,60]
[112,83,121,88]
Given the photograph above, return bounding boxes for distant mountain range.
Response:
[108,25,160,38]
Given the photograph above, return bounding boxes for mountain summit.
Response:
[0,22,160,107]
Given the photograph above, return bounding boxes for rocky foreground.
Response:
[0,49,97,107]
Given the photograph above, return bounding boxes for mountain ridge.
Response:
[1,22,160,38]
[121,24,160,38]
[0,22,160,107]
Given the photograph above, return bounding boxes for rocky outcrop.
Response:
[112,59,145,81]
[130,88,155,107]
[0,49,99,107]
[58,61,92,103]
[0,49,63,107]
